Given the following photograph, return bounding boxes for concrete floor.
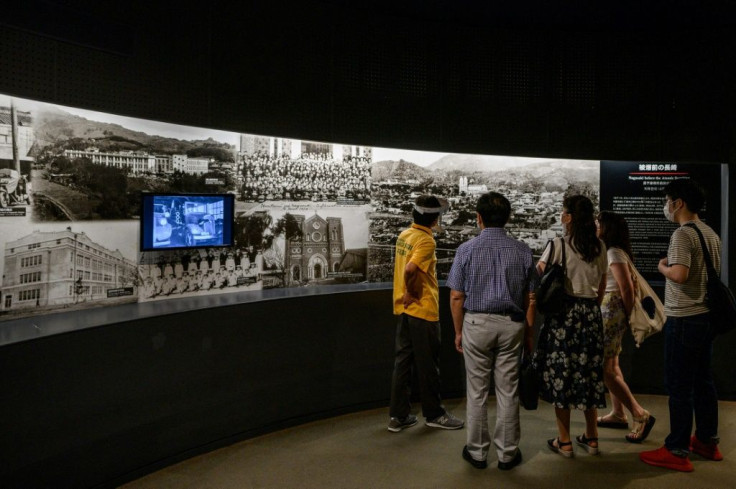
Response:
[120,395,734,489]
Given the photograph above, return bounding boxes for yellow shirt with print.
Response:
[393,223,439,321]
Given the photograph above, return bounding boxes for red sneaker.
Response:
[640,446,694,472]
[690,436,724,461]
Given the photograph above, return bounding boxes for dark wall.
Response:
[2,287,734,488]
[2,1,735,162]
[0,289,468,488]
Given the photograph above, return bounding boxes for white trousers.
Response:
[463,312,524,463]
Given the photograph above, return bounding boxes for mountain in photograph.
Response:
[372,153,598,191]
[495,160,600,186]
[372,159,432,181]
[427,153,510,172]
[32,105,235,157]
[427,153,595,175]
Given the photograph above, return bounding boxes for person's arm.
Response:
[402,261,421,308]
[610,262,635,315]
[658,258,689,284]
[659,229,692,284]
[524,291,535,353]
[449,289,466,353]
[536,239,554,275]
[596,271,607,306]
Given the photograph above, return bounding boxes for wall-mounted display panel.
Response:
[139,193,235,251]
[599,161,723,282]
[0,92,727,324]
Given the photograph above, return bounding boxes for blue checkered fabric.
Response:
[446,227,538,315]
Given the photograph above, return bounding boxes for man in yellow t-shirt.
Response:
[388,195,464,433]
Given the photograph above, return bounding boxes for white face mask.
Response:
[663,201,677,222]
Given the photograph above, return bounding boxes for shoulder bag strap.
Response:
[560,237,566,276]
[684,223,716,278]
[621,251,640,294]
[546,238,556,262]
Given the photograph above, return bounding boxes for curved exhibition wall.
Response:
[2,3,736,488]
[2,285,734,488]
[2,285,731,489]
[0,94,733,489]
[0,92,727,324]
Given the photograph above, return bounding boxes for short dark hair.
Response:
[412,195,441,227]
[476,192,511,227]
[663,178,705,214]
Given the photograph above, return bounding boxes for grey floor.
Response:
[120,395,734,489]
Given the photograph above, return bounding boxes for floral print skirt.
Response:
[533,296,606,410]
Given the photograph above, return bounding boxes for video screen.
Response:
[140,193,235,251]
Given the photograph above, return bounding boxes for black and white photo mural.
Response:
[368,149,600,282]
[1,221,139,318]
[231,203,371,291]
[0,92,376,311]
[1,94,143,319]
[239,134,371,205]
[5,90,724,323]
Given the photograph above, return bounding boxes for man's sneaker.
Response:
[387,414,418,432]
[690,435,724,461]
[426,412,464,430]
[640,446,694,472]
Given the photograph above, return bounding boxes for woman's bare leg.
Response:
[603,355,646,419]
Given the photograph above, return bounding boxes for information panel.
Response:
[599,161,722,282]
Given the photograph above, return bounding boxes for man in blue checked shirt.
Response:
[447,191,538,471]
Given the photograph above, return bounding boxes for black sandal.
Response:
[575,434,600,455]
[547,438,574,458]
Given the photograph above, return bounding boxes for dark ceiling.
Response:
[2,0,735,162]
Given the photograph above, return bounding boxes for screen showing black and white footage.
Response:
[147,195,228,250]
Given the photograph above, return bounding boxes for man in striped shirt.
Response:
[447,192,537,471]
[640,179,724,472]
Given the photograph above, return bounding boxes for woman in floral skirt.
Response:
[535,195,608,457]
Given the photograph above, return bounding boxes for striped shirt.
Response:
[665,220,722,317]
[446,227,537,316]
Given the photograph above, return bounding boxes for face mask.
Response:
[663,202,676,222]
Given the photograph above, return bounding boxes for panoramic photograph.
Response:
[2,91,602,315]
[367,147,600,282]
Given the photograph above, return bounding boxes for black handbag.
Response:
[519,351,539,410]
[536,238,567,315]
[685,224,736,335]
